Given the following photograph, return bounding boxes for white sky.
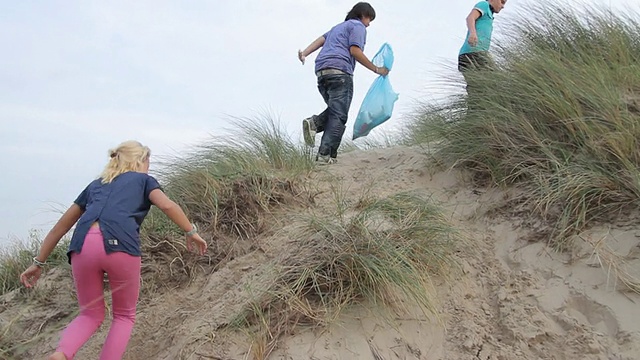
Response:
[0,0,635,245]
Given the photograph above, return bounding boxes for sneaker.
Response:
[302,116,317,147]
[316,154,337,165]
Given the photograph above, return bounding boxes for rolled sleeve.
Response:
[74,185,90,210]
[144,175,163,201]
[474,1,490,16]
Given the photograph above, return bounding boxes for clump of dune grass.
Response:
[0,231,70,296]
[407,4,640,250]
[158,115,313,238]
[231,189,459,359]
[138,116,314,295]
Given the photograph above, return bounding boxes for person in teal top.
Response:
[458,0,507,85]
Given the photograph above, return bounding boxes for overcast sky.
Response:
[0,0,635,245]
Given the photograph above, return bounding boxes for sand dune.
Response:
[2,146,639,359]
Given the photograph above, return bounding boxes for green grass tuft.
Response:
[0,231,70,296]
[406,4,640,249]
[138,115,315,296]
[157,115,313,237]
[231,189,459,358]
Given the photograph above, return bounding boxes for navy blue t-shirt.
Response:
[67,171,162,263]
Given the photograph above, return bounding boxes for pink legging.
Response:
[57,227,141,360]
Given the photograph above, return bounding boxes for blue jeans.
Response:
[314,73,354,158]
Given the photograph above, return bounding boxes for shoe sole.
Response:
[315,158,337,166]
[303,119,316,147]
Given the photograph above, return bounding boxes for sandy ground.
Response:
[2,146,639,359]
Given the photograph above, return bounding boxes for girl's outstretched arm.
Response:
[149,189,193,233]
[149,189,207,255]
[20,204,83,288]
[36,204,83,263]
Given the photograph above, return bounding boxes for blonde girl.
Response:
[20,140,207,360]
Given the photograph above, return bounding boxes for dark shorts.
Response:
[458,52,491,72]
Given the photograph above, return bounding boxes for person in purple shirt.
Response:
[298,2,389,164]
[20,140,207,360]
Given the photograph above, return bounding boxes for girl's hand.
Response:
[20,265,43,288]
[468,33,479,47]
[186,233,208,255]
[298,50,306,65]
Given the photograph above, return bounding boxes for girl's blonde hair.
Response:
[100,140,151,183]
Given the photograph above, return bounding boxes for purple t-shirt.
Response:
[315,19,367,75]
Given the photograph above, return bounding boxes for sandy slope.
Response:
[2,146,639,359]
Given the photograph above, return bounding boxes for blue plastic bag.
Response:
[352,43,399,140]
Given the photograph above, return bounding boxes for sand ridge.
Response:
[1,146,639,359]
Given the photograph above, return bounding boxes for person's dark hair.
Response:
[345,2,376,22]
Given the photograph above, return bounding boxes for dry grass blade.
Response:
[580,234,640,295]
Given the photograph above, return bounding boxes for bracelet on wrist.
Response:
[186,223,198,236]
[33,257,47,267]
